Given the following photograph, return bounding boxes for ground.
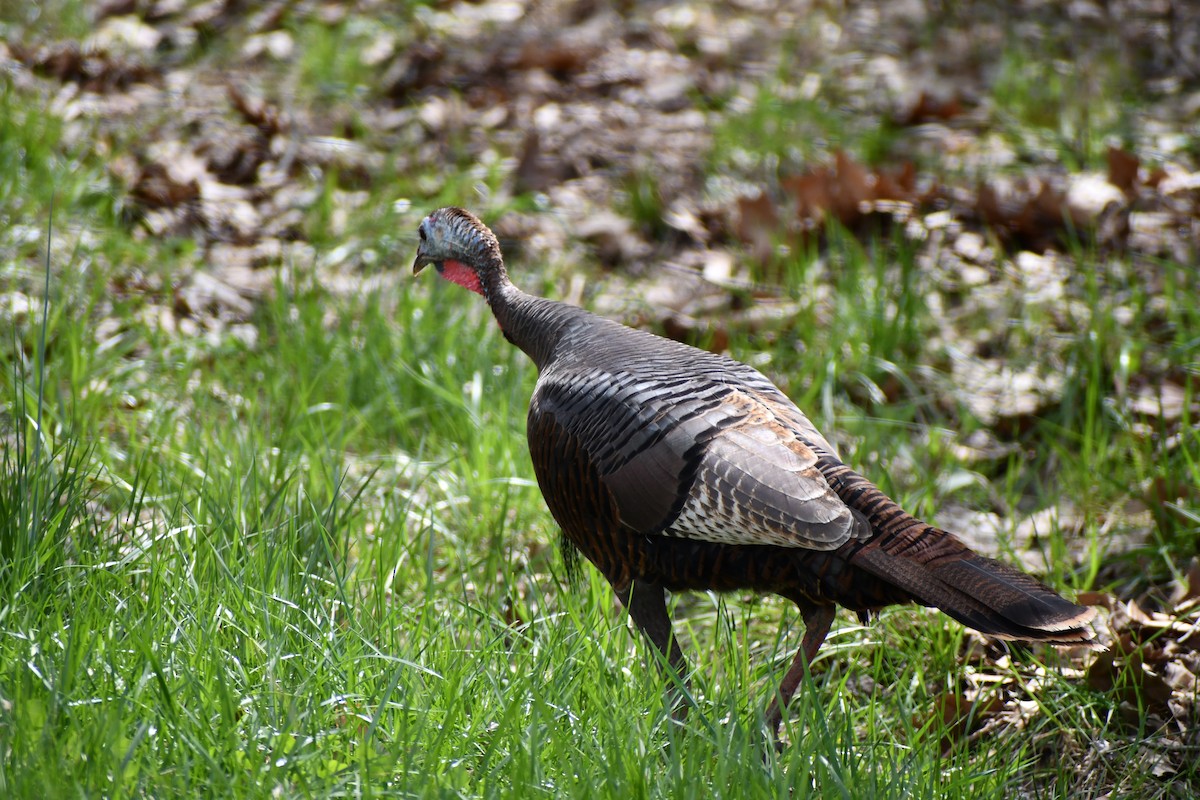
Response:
[1,1,1199,797]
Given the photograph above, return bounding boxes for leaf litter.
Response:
[2,0,1199,787]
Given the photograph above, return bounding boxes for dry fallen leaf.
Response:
[11,41,158,92]
[932,690,1005,752]
[1107,146,1140,196]
[902,91,965,125]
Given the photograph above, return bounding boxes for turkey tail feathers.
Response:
[821,458,1099,648]
[852,545,1098,647]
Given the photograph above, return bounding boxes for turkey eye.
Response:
[418,223,427,242]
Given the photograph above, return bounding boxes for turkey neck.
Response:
[487,281,587,371]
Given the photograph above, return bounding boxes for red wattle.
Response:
[439,259,484,295]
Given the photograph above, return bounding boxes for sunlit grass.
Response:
[989,37,1136,171]
[9,190,1192,794]
[2,2,1198,798]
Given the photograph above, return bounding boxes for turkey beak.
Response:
[412,252,433,275]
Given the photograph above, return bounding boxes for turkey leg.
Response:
[765,605,836,734]
[615,580,690,717]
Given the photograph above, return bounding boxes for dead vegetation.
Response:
[2,0,1199,792]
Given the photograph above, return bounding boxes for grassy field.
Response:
[3,1,1199,797]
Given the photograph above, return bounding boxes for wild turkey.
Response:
[412,206,1098,733]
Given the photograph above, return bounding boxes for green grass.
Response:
[709,81,903,178]
[4,200,1195,796]
[989,37,1136,172]
[3,2,1199,798]
[0,0,93,39]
